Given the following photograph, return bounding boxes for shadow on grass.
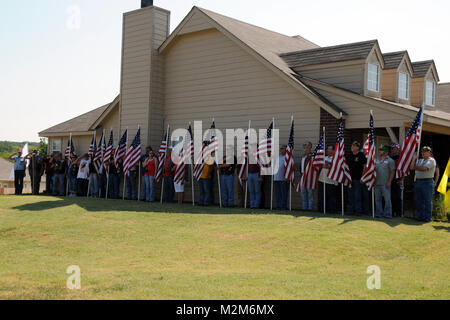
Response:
[10,195,433,228]
[433,226,450,232]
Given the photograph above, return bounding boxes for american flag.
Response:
[103,130,114,173]
[363,135,370,156]
[193,121,218,181]
[327,116,352,187]
[361,113,377,191]
[93,131,105,174]
[88,133,96,160]
[297,136,324,192]
[284,120,295,185]
[174,125,194,184]
[123,128,141,178]
[238,129,249,186]
[155,128,169,183]
[396,107,424,179]
[114,129,128,170]
[64,135,75,160]
[257,121,274,174]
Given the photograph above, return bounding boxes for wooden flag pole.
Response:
[270,118,275,211]
[289,116,294,212]
[123,128,129,200]
[66,133,72,197]
[244,120,251,209]
[323,127,326,215]
[160,124,170,204]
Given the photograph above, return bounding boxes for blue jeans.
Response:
[163,176,175,203]
[52,174,65,196]
[414,179,434,222]
[374,185,392,218]
[274,181,288,210]
[248,173,261,209]
[144,175,155,202]
[89,173,99,198]
[220,174,235,207]
[46,174,53,194]
[347,179,363,215]
[108,174,119,199]
[301,187,314,211]
[199,178,212,206]
[68,176,77,196]
[361,183,371,215]
[140,173,147,200]
[126,174,137,200]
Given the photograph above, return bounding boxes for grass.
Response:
[0,195,449,300]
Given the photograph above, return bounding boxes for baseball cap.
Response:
[391,143,400,149]
[379,145,389,152]
[421,146,432,152]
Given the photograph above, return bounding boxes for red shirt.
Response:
[164,156,175,177]
[145,158,156,176]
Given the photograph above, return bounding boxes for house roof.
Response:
[437,83,450,113]
[0,158,30,182]
[412,60,435,77]
[39,102,111,136]
[280,40,379,68]
[382,51,408,69]
[160,6,344,117]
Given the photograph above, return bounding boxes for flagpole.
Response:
[161,124,170,204]
[123,128,129,200]
[66,133,72,197]
[189,123,195,206]
[212,119,222,209]
[137,126,141,202]
[271,118,275,211]
[87,131,95,198]
[370,110,376,219]
[245,120,251,209]
[323,127,326,215]
[106,128,112,200]
[289,116,294,212]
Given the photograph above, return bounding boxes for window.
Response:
[51,139,61,153]
[398,72,410,100]
[368,63,380,92]
[425,81,435,106]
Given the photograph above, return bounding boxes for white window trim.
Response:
[367,63,380,92]
[398,72,410,100]
[425,80,435,107]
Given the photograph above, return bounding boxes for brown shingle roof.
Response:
[437,83,450,113]
[412,60,434,78]
[39,103,110,135]
[382,51,407,69]
[280,40,378,68]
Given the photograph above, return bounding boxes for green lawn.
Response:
[0,195,448,300]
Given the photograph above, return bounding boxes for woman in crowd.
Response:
[76,154,90,197]
[143,149,158,202]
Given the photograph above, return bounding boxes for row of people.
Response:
[9,141,438,222]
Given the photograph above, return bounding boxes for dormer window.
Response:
[398,72,410,100]
[368,63,380,92]
[425,80,435,106]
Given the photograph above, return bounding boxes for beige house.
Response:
[39,3,450,210]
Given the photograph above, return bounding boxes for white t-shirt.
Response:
[77,159,90,179]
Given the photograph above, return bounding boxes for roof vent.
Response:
[141,0,153,8]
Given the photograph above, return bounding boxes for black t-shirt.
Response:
[391,155,400,183]
[346,152,367,180]
[220,156,237,175]
[54,160,67,174]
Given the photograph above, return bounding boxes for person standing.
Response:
[198,149,215,206]
[76,154,90,197]
[26,150,43,195]
[163,147,176,203]
[126,164,138,200]
[274,145,288,211]
[318,145,338,213]
[410,146,437,223]
[43,154,54,194]
[246,144,262,209]
[390,144,403,217]
[67,155,78,197]
[88,160,99,198]
[217,149,237,208]
[108,158,120,199]
[143,149,157,202]
[9,149,26,195]
[346,142,366,216]
[51,153,67,196]
[374,146,396,219]
[300,142,314,211]
[140,146,152,201]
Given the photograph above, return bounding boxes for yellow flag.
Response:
[437,158,450,208]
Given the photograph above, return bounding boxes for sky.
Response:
[1,0,449,142]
